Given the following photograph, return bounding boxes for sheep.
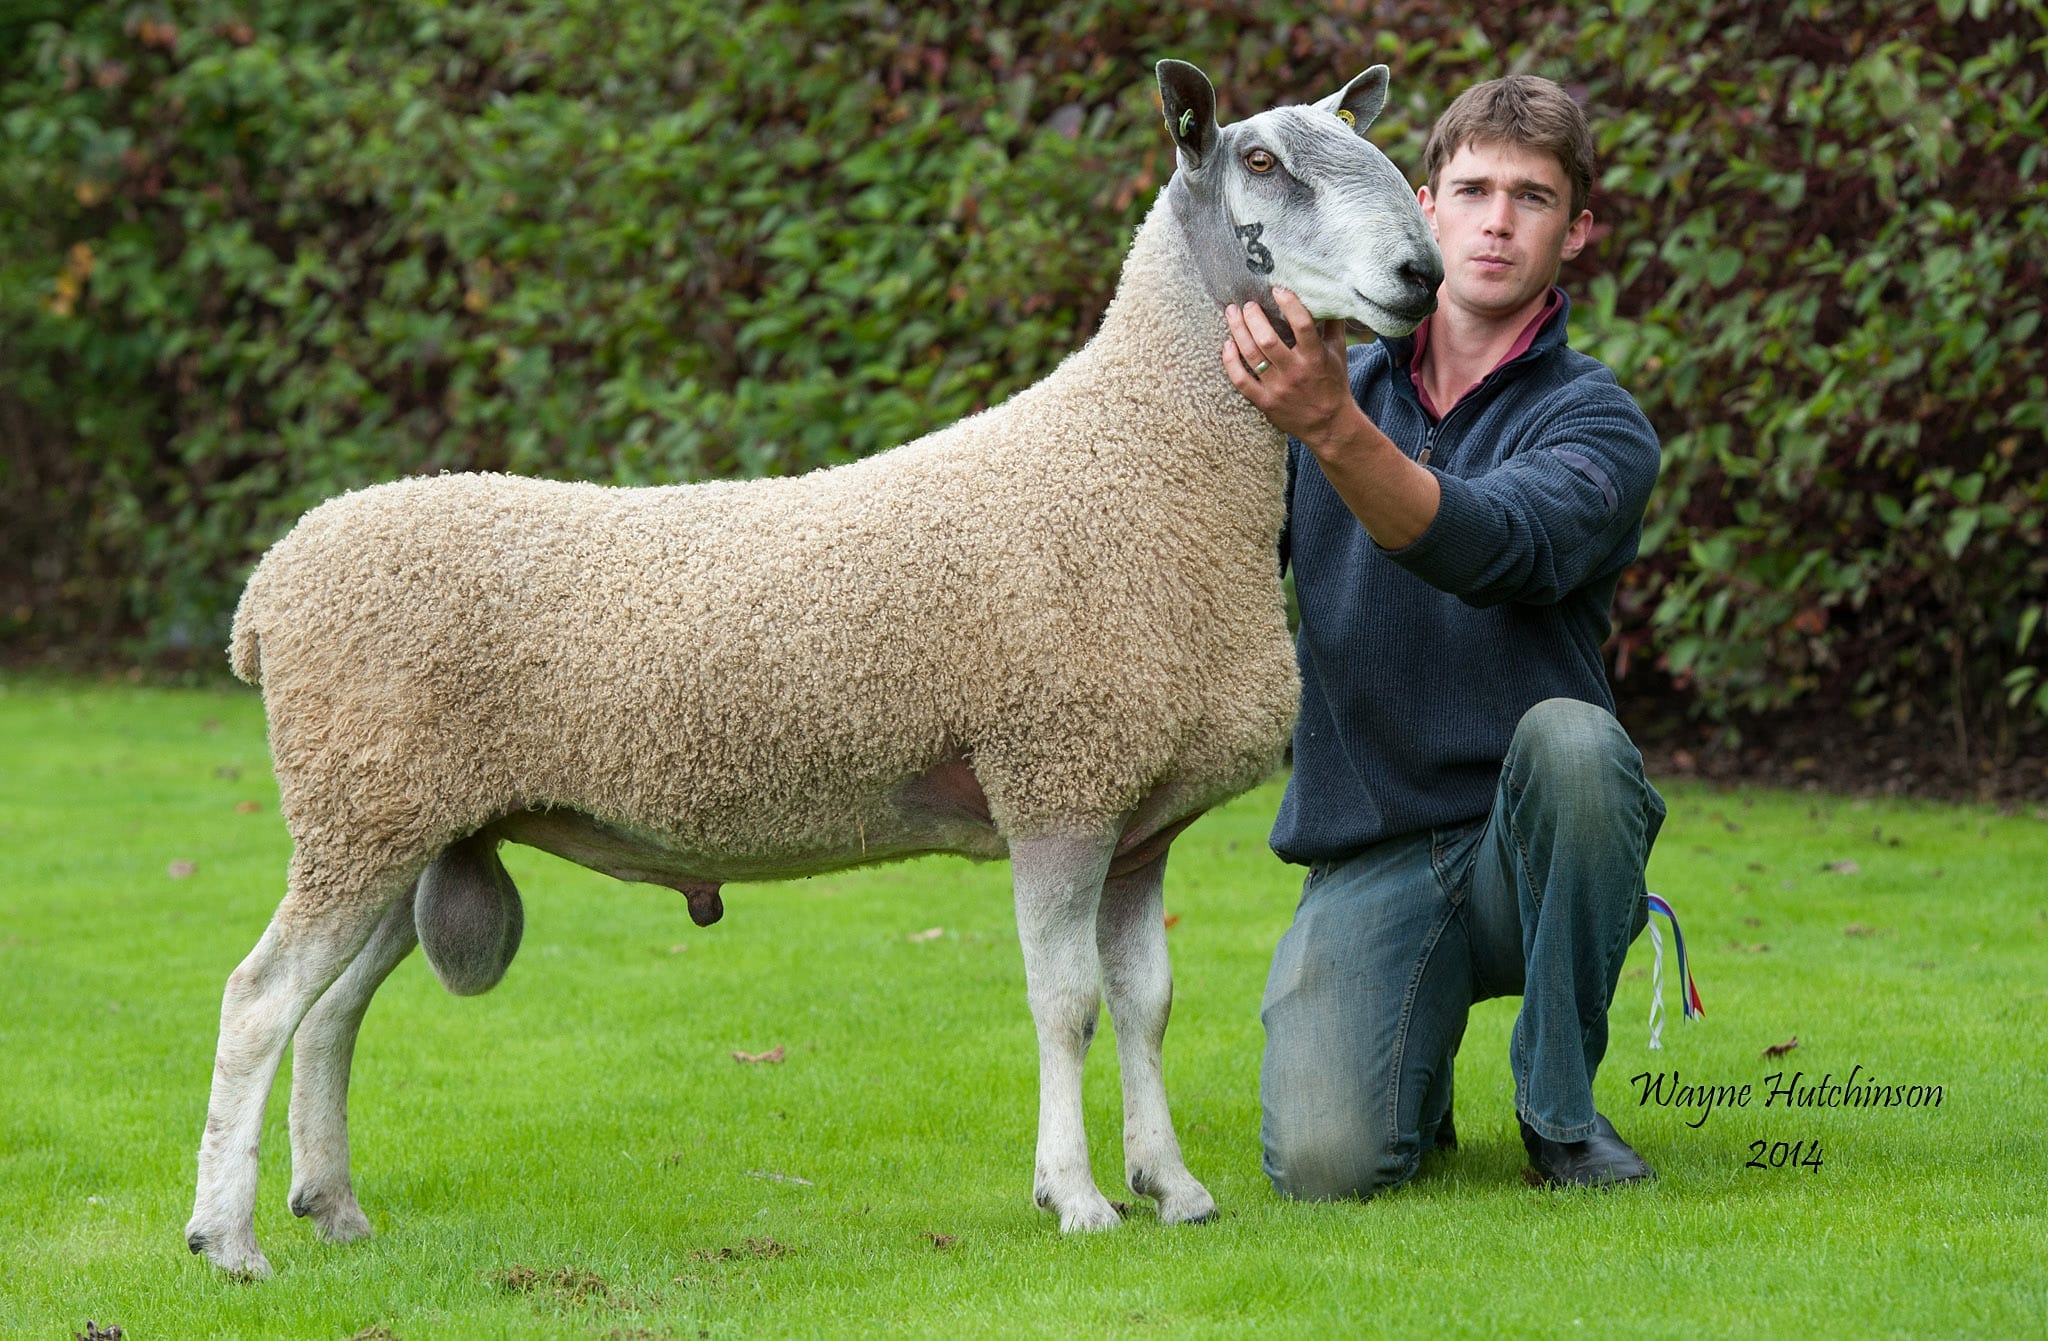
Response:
[185,58,1443,1277]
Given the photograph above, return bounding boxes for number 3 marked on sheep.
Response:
[1236,221,1275,275]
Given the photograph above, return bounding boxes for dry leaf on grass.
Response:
[925,1232,958,1250]
[692,1236,791,1261]
[732,1046,784,1064]
[906,927,943,942]
[1761,1035,1799,1059]
[234,800,260,814]
[491,1265,615,1305]
[1823,859,1861,874]
[1163,912,1181,929]
[166,860,196,879]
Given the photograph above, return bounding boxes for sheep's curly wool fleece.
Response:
[231,194,1299,902]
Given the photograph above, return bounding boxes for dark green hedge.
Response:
[1580,0,2048,760]
[3,0,2044,759]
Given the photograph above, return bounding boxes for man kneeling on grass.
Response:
[1222,74,1665,1194]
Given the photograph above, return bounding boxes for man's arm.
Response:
[1225,288,1659,607]
[1384,402,1659,607]
[1222,288,1439,550]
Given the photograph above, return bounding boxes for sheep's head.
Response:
[1158,59,1442,339]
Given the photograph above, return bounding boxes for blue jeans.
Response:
[1260,698,1666,1199]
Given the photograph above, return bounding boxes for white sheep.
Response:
[186,59,1442,1276]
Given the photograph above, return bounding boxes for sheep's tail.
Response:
[227,572,265,684]
[414,832,525,996]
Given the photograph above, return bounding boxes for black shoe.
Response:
[1519,1113,1654,1188]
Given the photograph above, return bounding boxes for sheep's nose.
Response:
[1400,255,1443,299]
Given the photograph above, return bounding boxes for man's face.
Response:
[1418,139,1592,322]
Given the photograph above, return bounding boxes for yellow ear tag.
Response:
[1336,108,1356,127]
[1179,108,1195,137]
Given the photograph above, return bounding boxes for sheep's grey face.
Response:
[1214,108,1441,334]
[1159,61,1443,336]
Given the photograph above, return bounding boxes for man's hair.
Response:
[1422,75,1595,218]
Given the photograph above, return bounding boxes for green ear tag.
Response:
[1178,108,1194,137]
[1336,108,1356,127]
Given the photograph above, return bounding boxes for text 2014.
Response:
[1746,1139,1823,1170]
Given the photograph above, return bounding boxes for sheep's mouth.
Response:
[1352,288,1435,337]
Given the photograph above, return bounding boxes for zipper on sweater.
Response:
[1418,397,1476,469]
[1415,408,1442,467]
[1408,325,1551,469]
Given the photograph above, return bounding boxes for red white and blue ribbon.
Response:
[1644,892,1702,1049]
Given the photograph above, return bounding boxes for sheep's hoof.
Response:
[187,1224,273,1279]
[316,1206,373,1244]
[291,1186,373,1243]
[1061,1197,1124,1232]
[1130,1164,1216,1224]
[1152,1181,1218,1226]
[1037,1184,1123,1232]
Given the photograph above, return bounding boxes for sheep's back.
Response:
[248,463,951,786]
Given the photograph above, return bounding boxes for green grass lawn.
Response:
[1,675,2043,1338]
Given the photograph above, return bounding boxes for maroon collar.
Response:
[1408,287,1563,420]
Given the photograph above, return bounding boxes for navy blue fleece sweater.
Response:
[1270,291,1661,866]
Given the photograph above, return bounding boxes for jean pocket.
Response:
[1430,820,1485,907]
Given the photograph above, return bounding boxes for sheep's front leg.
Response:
[1010,831,1121,1232]
[1097,849,1215,1225]
[287,888,420,1244]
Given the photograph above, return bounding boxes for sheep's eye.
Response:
[1244,148,1276,174]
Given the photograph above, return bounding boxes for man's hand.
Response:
[1222,286,1443,550]
[1220,287,1360,448]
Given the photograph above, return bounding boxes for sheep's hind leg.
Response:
[1010,831,1121,1232]
[286,887,420,1245]
[1097,849,1215,1225]
[186,874,392,1277]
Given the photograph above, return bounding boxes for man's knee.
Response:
[1260,1031,1416,1201]
[1511,698,1636,787]
[1263,1121,1413,1202]
[1507,699,1662,835]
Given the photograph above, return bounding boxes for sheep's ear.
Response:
[1314,65,1389,137]
[1157,59,1219,170]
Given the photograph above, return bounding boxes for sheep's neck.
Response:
[1065,193,1289,486]
[1162,172,1296,342]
